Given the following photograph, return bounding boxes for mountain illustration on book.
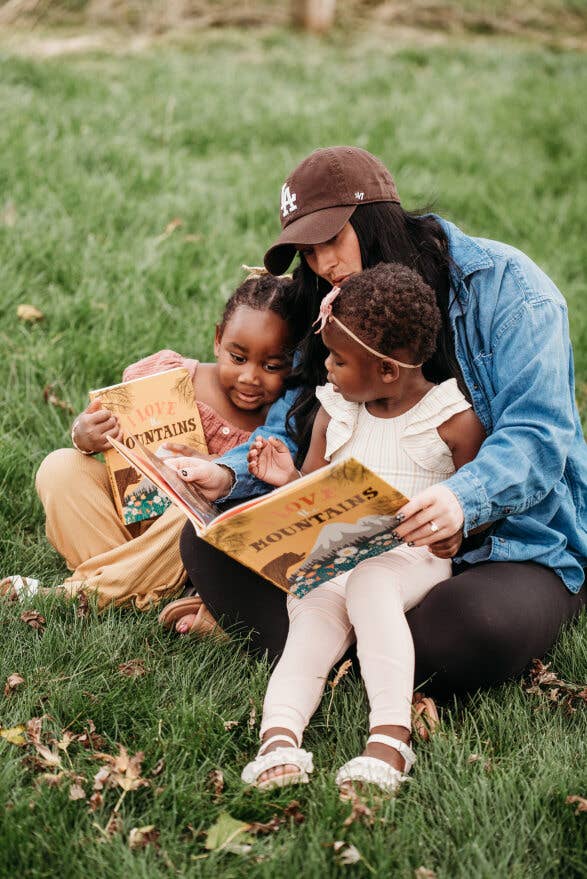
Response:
[286,514,401,597]
[117,447,174,524]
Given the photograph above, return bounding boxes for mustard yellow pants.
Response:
[35,448,187,610]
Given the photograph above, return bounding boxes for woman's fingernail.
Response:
[391,530,402,540]
[181,469,188,477]
[407,541,415,547]
[394,513,405,523]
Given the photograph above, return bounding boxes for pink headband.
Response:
[313,287,423,368]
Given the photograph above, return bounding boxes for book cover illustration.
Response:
[108,437,409,598]
[90,367,208,525]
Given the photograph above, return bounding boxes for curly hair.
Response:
[332,263,441,364]
[219,273,305,351]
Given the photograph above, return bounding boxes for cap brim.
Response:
[264,205,356,275]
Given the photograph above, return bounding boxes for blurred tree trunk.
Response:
[292,0,336,33]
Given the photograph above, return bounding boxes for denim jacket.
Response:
[218,218,587,592]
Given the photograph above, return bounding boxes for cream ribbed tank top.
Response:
[315,378,471,499]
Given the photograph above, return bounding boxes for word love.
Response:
[125,400,177,429]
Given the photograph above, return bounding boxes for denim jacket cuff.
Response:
[443,469,492,536]
[216,464,237,503]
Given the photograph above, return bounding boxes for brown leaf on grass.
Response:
[88,792,104,812]
[93,766,112,791]
[207,769,224,800]
[412,692,440,741]
[69,783,86,801]
[467,754,481,764]
[128,825,160,850]
[76,590,90,619]
[77,719,106,751]
[26,716,45,745]
[415,868,438,879]
[52,731,76,752]
[150,757,165,777]
[524,659,587,713]
[37,772,66,787]
[248,815,283,835]
[20,610,46,633]
[105,811,123,837]
[110,745,149,792]
[566,795,587,815]
[248,699,257,730]
[118,659,147,678]
[4,673,25,697]
[155,218,182,244]
[0,725,27,745]
[43,384,74,414]
[333,841,362,865]
[339,785,374,827]
[223,720,238,730]
[283,800,305,825]
[17,304,44,322]
[32,742,62,769]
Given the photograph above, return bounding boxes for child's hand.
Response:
[72,399,124,454]
[247,435,298,486]
[165,457,234,500]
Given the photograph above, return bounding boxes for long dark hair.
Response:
[285,202,467,466]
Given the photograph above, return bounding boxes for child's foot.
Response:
[336,725,415,794]
[241,727,313,790]
[0,576,40,600]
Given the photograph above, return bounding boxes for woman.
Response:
[174,146,587,696]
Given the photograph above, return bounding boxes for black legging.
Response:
[180,523,586,697]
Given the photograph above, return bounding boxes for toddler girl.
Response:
[4,272,300,618]
[241,263,486,793]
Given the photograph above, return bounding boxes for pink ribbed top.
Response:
[122,349,251,456]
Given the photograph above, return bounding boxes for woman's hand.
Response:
[72,399,124,454]
[247,435,298,486]
[394,485,465,549]
[165,457,233,501]
[428,531,463,559]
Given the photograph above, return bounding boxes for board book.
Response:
[90,367,207,525]
[108,435,409,597]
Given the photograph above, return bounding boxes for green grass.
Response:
[0,23,586,879]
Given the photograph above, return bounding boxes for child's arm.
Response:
[247,407,330,486]
[395,409,486,559]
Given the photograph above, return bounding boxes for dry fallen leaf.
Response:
[566,795,587,815]
[118,659,147,678]
[26,716,44,745]
[69,783,86,801]
[4,673,25,697]
[248,699,257,730]
[37,772,66,787]
[412,692,440,741]
[155,218,183,244]
[128,825,160,850]
[207,769,224,800]
[415,868,438,879]
[524,659,587,714]
[109,745,149,792]
[32,742,62,770]
[76,590,90,619]
[20,610,46,633]
[105,811,123,837]
[17,303,44,322]
[333,841,362,865]
[223,720,239,731]
[0,724,27,745]
[88,791,104,812]
[43,384,74,414]
[150,757,165,777]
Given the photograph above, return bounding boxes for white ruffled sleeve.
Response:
[401,378,471,475]
[315,383,359,461]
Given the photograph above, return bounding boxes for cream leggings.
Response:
[260,546,452,742]
[35,448,187,610]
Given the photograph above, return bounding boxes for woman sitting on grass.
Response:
[240,263,485,792]
[172,145,587,699]
[2,272,302,615]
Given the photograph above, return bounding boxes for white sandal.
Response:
[335,733,416,794]
[241,733,314,790]
[0,576,40,600]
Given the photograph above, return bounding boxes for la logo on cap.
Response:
[281,183,298,218]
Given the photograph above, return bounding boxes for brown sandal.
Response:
[158,595,227,640]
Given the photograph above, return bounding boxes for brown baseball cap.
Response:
[263,146,400,275]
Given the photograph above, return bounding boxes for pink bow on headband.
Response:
[313,286,341,334]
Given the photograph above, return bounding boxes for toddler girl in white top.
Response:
[242,263,486,794]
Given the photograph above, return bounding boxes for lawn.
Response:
[0,19,586,879]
